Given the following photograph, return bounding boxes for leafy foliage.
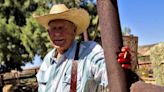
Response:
[0,0,38,26]
[81,2,100,41]
[0,18,27,72]
[21,17,51,59]
[122,27,131,36]
[0,0,46,72]
[150,42,164,86]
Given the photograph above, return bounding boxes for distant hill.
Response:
[138,42,164,63]
[138,43,156,56]
[138,42,164,56]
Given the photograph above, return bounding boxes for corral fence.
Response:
[0,67,39,91]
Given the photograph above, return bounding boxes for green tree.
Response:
[0,18,28,72]
[81,2,100,41]
[0,0,45,72]
[122,27,131,36]
[0,0,39,26]
[21,17,51,60]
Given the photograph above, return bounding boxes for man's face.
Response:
[48,19,76,52]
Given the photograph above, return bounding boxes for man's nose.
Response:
[54,29,63,36]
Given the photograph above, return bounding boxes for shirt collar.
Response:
[50,40,77,64]
[64,40,77,59]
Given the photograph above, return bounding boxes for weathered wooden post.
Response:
[0,75,4,92]
[97,0,128,92]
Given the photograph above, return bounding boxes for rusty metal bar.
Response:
[97,0,127,92]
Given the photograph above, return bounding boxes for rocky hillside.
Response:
[138,44,156,56]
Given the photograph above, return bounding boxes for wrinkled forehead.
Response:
[48,19,76,27]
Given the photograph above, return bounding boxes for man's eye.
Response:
[52,27,57,30]
[59,27,62,30]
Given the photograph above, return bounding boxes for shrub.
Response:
[150,43,164,86]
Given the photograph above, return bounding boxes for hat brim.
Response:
[34,8,90,35]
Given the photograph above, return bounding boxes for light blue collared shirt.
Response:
[36,40,108,92]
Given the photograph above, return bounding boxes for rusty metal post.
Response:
[97,0,128,92]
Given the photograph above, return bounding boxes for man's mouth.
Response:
[53,39,65,45]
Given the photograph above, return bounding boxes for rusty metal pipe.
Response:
[97,0,127,92]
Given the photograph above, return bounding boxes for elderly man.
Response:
[34,4,131,92]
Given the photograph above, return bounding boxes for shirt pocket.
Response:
[63,73,82,88]
[36,66,53,85]
[36,71,47,84]
[63,74,71,84]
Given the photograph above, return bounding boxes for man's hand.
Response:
[117,46,131,69]
[118,46,140,91]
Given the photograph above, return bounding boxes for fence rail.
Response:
[0,67,39,87]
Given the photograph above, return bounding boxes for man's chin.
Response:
[53,46,69,54]
[53,45,66,50]
[53,45,63,49]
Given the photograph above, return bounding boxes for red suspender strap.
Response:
[70,42,80,92]
[70,60,78,92]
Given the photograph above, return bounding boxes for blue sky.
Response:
[118,0,164,45]
[22,55,42,69]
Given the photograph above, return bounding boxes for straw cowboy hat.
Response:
[34,4,90,35]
